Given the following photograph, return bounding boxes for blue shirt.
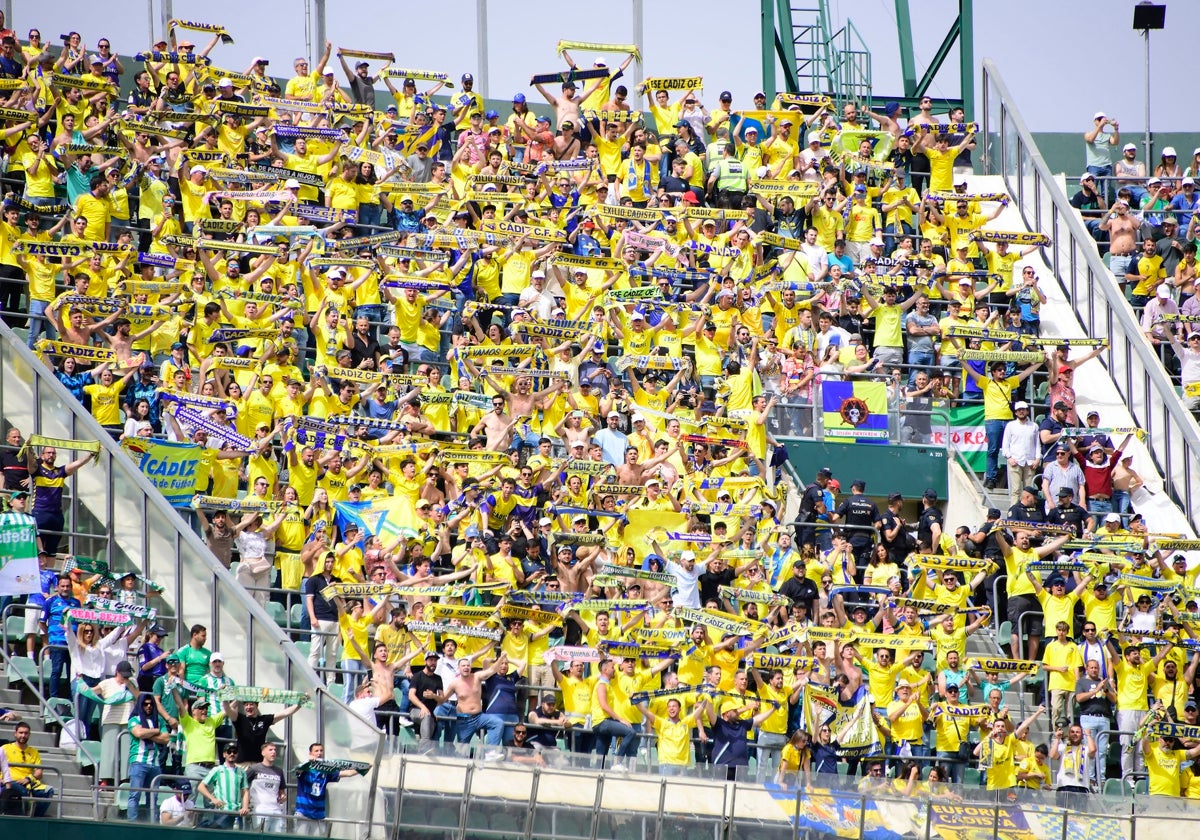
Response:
[27,569,59,608]
[294,767,339,819]
[592,428,629,467]
[41,594,81,645]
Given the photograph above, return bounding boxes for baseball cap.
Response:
[175,781,193,794]
[513,93,526,104]
[1163,146,1177,157]
[210,652,225,662]
[1086,409,1100,419]
[541,692,557,704]
[461,73,473,82]
[191,698,209,710]
[1053,400,1070,410]
[923,488,938,500]
[166,654,181,665]
[1022,485,1039,496]
[1104,512,1122,523]
[1014,400,1030,410]
[116,661,134,677]
[284,178,302,189]
[218,78,234,89]
[987,507,1002,519]
[817,467,833,478]
[719,90,732,101]
[1123,143,1137,152]
[887,492,903,502]
[1057,487,1074,497]
[1093,111,1107,120]
[1157,284,1172,299]
[644,476,662,487]
[630,412,645,423]
[485,109,499,120]
[630,311,646,321]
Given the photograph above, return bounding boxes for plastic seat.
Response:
[6,655,40,684]
[1103,778,1126,798]
[265,601,287,627]
[77,740,102,769]
[3,614,25,643]
[288,603,305,627]
[1133,778,1148,796]
[998,620,1013,655]
[963,767,982,787]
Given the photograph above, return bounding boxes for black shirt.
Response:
[1075,675,1112,718]
[346,332,381,369]
[1069,188,1105,219]
[799,482,825,523]
[1047,503,1089,538]
[917,504,943,550]
[409,670,442,713]
[878,510,908,562]
[0,446,28,490]
[836,494,881,546]
[1038,416,1064,461]
[233,712,276,763]
[778,574,818,612]
[1007,502,1046,526]
[699,566,735,606]
[304,573,340,621]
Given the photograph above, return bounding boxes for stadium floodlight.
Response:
[1133,3,1166,169]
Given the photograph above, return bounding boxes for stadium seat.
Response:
[2,614,25,644]
[288,603,305,627]
[6,655,40,684]
[963,767,982,787]
[76,740,102,769]
[1133,778,1148,796]
[1103,778,1126,798]
[266,601,287,627]
[998,621,1013,655]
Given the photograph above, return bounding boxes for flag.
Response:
[0,512,40,596]
[822,381,889,444]
[833,693,884,759]
[121,438,204,506]
[800,683,839,733]
[931,405,987,471]
[334,497,419,542]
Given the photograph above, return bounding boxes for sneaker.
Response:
[483,749,505,762]
[396,716,413,728]
[609,762,627,773]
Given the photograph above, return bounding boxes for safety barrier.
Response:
[981,59,1200,533]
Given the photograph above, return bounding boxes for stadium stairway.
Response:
[0,673,94,818]
[966,174,1197,544]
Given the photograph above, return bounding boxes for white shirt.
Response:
[1000,417,1040,466]
[664,559,707,608]
[160,795,194,827]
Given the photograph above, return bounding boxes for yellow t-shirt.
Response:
[1145,744,1185,797]
[1042,639,1083,693]
[84,381,124,426]
[1114,656,1153,712]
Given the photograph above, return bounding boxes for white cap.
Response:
[192,165,208,175]
[631,412,645,423]
[531,270,546,279]
[644,476,661,486]
[1123,142,1137,151]
[1080,172,1095,181]
[1093,111,1106,120]
[1105,512,1122,523]
[252,56,268,65]
[539,517,553,526]
[717,490,732,499]
[1014,400,1030,410]
[630,311,645,321]
[572,514,588,522]
[327,266,347,279]
[755,165,770,178]
[1163,146,1177,157]
[808,133,821,144]
[1183,177,1196,186]
[210,652,225,662]
[1148,176,1162,185]
[680,550,696,561]
[570,440,585,448]
[1157,284,1172,299]
[869,236,885,246]
[284,178,301,189]
[217,78,234,88]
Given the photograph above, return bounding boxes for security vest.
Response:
[715,157,748,192]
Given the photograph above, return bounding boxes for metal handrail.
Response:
[0,637,97,770]
[980,59,1200,533]
[0,319,386,837]
[5,762,65,818]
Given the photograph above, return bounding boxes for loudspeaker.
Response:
[1132,3,1166,30]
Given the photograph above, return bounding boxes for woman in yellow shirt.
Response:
[83,364,138,434]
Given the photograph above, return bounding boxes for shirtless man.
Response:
[444,653,508,750]
[99,317,160,367]
[532,77,607,132]
[1099,199,1141,285]
[47,296,122,347]
[551,545,597,593]
[361,640,418,734]
[481,372,565,444]
[471,394,521,451]
[615,443,680,486]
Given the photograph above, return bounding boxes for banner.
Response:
[121,439,204,507]
[0,512,40,596]
[931,404,986,472]
[822,381,888,444]
[928,803,1037,840]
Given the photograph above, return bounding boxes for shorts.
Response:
[24,605,42,635]
[1007,594,1043,636]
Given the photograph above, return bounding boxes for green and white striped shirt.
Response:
[198,673,236,711]
[201,764,247,811]
[126,717,166,765]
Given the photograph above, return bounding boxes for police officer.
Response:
[707,141,747,209]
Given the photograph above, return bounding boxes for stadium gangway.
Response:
[0,318,387,839]
[981,59,1200,534]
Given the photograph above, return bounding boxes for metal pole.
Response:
[632,0,644,89]
[1143,29,1152,169]
[314,0,326,68]
[147,0,154,45]
[477,0,489,98]
[161,0,173,45]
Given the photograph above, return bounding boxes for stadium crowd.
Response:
[0,10,1198,826]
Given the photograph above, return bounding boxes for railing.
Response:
[0,320,385,839]
[980,59,1200,533]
